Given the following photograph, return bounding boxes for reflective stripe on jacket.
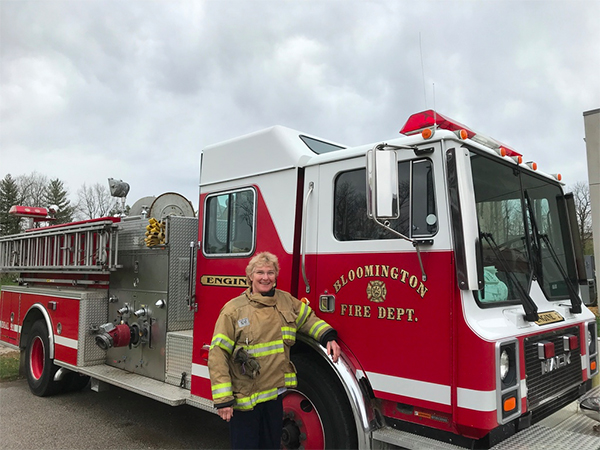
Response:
[208,288,336,410]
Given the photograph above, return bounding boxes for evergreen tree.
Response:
[44,178,74,224]
[0,174,23,236]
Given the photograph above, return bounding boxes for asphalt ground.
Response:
[0,377,230,449]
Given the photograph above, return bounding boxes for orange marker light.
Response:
[422,128,433,139]
[552,173,562,181]
[591,360,597,372]
[526,161,538,171]
[503,396,516,412]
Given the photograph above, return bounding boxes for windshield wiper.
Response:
[481,232,539,322]
[524,192,582,314]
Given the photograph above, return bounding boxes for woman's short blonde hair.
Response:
[246,252,280,281]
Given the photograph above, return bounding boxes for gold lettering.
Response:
[378,306,386,319]
[417,283,428,298]
[387,307,395,320]
[407,309,415,321]
[375,265,380,276]
[341,275,348,287]
[381,265,389,278]
[400,269,409,283]
[340,304,348,316]
[356,267,364,278]
[390,267,399,280]
[355,305,363,318]
[396,308,405,320]
[364,305,371,318]
[409,275,418,289]
[348,305,354,317]
[364,265,374,277]
[334,280,342,293]
[348,269,355,282]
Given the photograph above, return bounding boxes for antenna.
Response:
[433,83,437,127]
[419,32,427,108]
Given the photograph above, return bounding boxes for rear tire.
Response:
[283,352,358,449]
[25,321,66,396]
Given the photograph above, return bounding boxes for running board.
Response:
[56,362,215,413]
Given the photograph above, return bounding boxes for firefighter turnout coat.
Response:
[208,288,337,411]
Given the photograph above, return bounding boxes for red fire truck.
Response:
[1,110,597,449]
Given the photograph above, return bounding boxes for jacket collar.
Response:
[245,288,277,307]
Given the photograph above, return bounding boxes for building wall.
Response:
[584,108,600,276]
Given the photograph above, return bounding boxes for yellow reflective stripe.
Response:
[281,327,296,341]
[211,334,234,354]
[212,382,233,399]
[234,388,279,410]
[296,302,311,328]
[309,320,329,339]
[245,340,284,357]
[284,372,297,387]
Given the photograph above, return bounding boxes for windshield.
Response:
[470,150,577,306]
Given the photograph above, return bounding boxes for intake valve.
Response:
[94,323,134,350]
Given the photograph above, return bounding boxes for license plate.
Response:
[535,311,564,326]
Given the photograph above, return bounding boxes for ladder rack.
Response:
[0,218,121,274]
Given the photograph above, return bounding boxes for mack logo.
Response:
[541,352,571,375]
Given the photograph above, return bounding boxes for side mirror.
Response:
[366,147,399,219]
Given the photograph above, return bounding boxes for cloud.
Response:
[1,0,599,210]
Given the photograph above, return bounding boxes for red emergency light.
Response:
[9,205,54,221]
[400,110,522,157]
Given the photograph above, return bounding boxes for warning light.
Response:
[591,359,597,372]
[526,161,538,171]
[551,173,562,181]
[503,396,516,412]
[400,110,522,157]
[421,128,433,139]
[510,155,523,164]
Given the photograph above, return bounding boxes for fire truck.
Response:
[1,110,598,449]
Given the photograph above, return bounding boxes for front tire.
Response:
[25,320,66,396]
[283,352,358,449]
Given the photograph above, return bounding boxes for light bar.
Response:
[400,110,522,157]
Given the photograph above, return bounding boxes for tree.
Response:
[17,172,49,207]
[75,183,116,219]
[44,178,74,224]
[569,181,593,255]
[0,174,23,236]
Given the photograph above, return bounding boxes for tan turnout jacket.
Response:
[208,288,336,410]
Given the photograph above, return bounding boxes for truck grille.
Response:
[524,326,582,420]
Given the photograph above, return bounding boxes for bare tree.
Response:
[16,172,49,207]
[75,183,116,220]
[569,181,593,254]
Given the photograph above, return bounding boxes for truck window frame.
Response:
[202,187,256,257]
[333,158,438,241]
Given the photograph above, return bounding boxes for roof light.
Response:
[525,161,538,171]
[454,129,468,140]
[551,173,562,181]
[421,128,434,139]
[510,155,523,164]
[400,110,523,157]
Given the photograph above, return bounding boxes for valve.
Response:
[94,323,133,350]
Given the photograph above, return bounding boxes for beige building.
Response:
[583,108,600,274]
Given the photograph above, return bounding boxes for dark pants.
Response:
[229,396,283,450]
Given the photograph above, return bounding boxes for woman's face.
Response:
[250,263,277,294]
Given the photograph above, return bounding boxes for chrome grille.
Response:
[524,326,582,412]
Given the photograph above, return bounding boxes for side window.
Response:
[334,160,436,241]
[204,189,255,256]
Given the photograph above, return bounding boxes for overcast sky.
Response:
[1,0,599,211]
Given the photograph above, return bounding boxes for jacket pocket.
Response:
[280,310,297,346]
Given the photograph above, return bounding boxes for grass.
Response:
[0,350,21,382]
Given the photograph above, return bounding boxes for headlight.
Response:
[500,349,510,381]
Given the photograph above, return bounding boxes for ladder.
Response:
[0,218,121,274]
